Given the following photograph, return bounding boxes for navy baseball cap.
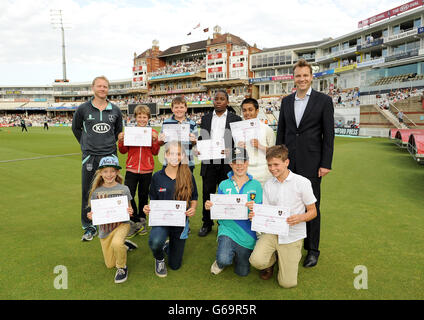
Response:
[230,147,249,162]
[98,155,122,170]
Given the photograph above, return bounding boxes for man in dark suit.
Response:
[197,90,242,237]
[276,59,334,268]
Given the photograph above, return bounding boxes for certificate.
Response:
[123,126,152,147]
[196,138,226,161]
[148,200,187,227]
[210,194,248,220]
[251,204,290,236]
[91,196,129,226]
[162,123,190,142]
[230,118,260,145]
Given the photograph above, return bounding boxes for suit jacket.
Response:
[276,89,334,178]
[198,110,242,176]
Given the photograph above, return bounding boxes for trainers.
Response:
[127,221,147,238]
[155,259,167,278]
[124,240,138,251]
[114,267,128,283]
[81,226,97,241]
[137,221,148,235]
[210,260,224,275]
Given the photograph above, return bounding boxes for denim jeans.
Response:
[149,226,186,270]
[216,235,253,276]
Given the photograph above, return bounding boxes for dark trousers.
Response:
[304,177,321,257]
[124,171,152,222]
[21,125,27,132]
[149,226,186,270]
[201,163,232,228]
[81,154,114,230]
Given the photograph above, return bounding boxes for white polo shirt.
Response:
[263,170,316,244]
[211,110,227,140]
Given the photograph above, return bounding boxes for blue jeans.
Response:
[216,235,253,276]
[149,226,186,270]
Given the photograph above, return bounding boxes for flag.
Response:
[203,27,209,32]
[187,32,191,36]
[193,23,200,29]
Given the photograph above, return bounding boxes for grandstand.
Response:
[2,3,424,144]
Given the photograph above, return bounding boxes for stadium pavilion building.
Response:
[2,3,424,131]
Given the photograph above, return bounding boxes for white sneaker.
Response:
[210,260,224,275]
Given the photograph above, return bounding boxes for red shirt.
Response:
[118,128,160,173]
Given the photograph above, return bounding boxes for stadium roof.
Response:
[159,40,207,58]
[261,39,332,52]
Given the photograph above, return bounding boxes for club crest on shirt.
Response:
[108,114,116,122]
[250,193,256,201]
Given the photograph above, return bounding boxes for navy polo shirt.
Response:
[149,168,198,202]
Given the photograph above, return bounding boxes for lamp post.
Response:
[50,10,70,82]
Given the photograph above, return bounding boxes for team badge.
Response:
[108,114,116,122]
[176,204,180,209]
[236,198,241,203]
[278,210,283,216]
[86,163,93,171]
[250,193,256,201]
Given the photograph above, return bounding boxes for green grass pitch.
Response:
[0,126,423,300]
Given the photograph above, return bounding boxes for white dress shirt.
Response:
[211,109,227,140]
[294,86,312,128]
[263,170,316,244]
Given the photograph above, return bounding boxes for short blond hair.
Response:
[92,75,110,87]
[266,145,289,162]
[134,105,151,119]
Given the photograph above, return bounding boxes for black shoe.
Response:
[303,253,318,268]
[198,226,212,237]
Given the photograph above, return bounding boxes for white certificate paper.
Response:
[210,194,248,220]
[124,126,152,147]
[251,204,290,236]
[148,200,187,227]
[91,196,129,226]
[162,123,190,142]
[230,118,260,145]
[196,138,226,161]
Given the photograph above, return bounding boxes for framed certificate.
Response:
[91,196,129,226]
[210,194,248,220]
[251,204,290,236]
[162,123,190,142]
[123,126,152,147]
[196,138,225,161]
[148,200,187,227]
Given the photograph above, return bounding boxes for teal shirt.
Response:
[217,171,263,250]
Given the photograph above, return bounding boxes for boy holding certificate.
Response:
[204,147,262,276]
[118,105,160,238]
[143,141,198,278]
[158,96,198,172]
[248,145,317,288]
[86,156,136,284]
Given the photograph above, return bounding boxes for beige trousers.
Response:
[99,223,130,269]
[249,234,303,288]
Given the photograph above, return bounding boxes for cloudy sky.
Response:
[0,0,411,85]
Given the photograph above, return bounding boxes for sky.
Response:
[0,0,413,86]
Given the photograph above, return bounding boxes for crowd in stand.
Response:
[328,88,360,107]
[148,59,206,77]
[377,88,423,109]
[0,113,73,126]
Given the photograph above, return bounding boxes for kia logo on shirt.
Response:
[92,123,111,133]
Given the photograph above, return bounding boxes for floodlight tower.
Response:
[50,9,70,82]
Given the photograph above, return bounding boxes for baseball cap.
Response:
[98,155,122,170]
[230,147,249,162]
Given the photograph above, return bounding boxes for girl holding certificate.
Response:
[143,141,198,278]
[118,105,160,238]
[86,156,136,284]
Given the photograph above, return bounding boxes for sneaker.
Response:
[127,221,147,238]
[210,260,224,275]
[81,226,98,241]
[114,267,128,283]
[124,240,138,251]
[137,221,148,235]
[155,259,167,278]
